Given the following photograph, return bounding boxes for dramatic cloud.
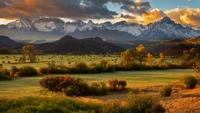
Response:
[166,7,200,26]
[0,0,152,20]
[0,0,118,20]
[134,9,166,24]
[120,0,151,15]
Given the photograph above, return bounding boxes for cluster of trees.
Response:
[0,47,18,54]
[120,44,170,69]
[180,48,200,68]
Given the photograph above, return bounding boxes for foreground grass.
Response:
[0,69,195,98]
[0,97,102,113]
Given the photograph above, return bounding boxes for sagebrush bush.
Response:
[126,92,165,113]
[102,100,126,113]
[40,75,64,92]
[159,85,172,97]
[15,66,38,77]
[181,75,198,89]
[108,79,127,91]
[40,75,109,96]
[40,75,90,96]
[89,82,108,95]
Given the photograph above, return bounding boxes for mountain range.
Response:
[0,16,200,44]
[0,35,125,54]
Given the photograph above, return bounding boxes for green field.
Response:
[0,54,121,69]
[0,69,195,98]
[0,54,180,69]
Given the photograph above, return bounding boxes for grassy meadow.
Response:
[0,54,180,69]
[0,69,195,98]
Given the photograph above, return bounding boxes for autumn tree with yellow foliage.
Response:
[22,45,38,63]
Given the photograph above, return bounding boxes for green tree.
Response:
[22,45,38,63]
[136,44,146,64]
[121,49,135,67]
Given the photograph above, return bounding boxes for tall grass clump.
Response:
[181,75,198,89]
[125,92,165,113]
[159,85,172,97]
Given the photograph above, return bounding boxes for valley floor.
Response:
[0,69,199,113]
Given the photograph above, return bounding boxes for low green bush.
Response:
[181,75,198,89]
[15,66,38,77]
[126,92,165,113]
[71,62,89,73]
[0,69,13,81]
[159,85,172,97]
[0,74,13,81]
[0,97,102,113]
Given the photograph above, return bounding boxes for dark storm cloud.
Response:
[121,1,151,15]
[0,0,151,19]
[120,14,135,19]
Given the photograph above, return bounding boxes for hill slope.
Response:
[36,35,125,54]
[0,36,23,48]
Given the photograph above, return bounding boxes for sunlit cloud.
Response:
[165,7,200,26]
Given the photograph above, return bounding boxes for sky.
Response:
[0,0,199,27]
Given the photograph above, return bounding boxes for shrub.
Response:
[102,100,126,113]
[40,75,90,96]
[10,66,19,78]
[109,79,118,90]
[108,79,127,91]
[16,66,38,77]
[89,82,108,95]
[181,75,198,89]
[117,80,127,91]
[40,75,63,92]
[0,69,13,81]
[39,61,69,74]
[105,63,116,72]
[0,97,102,113]
[159,85,172,97]
[71,62,89,73]
[40,75,109,96]
[126,92,165,113]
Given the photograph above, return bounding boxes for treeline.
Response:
[0,47,19,54]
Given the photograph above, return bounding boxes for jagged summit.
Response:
[159,16,174,24]
[139,16,200,39]
[7,17,34,31]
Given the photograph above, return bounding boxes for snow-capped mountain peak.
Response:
[33,17,65,32]
[139,16,200,39]
[7,17,34,31]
